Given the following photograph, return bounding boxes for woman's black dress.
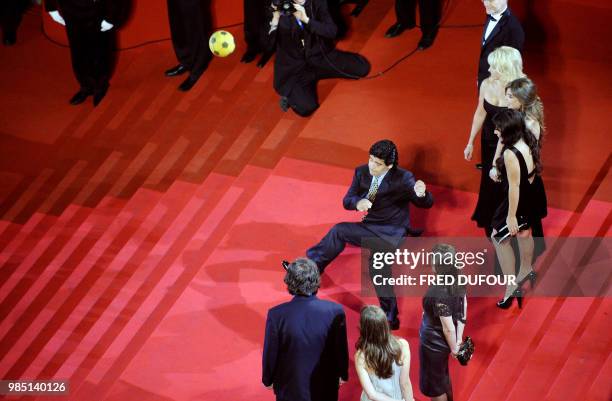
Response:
[419,285,465,400]
[491,146,547,231]
[471,100,507,229]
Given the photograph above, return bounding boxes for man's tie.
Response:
[367,176,379,202]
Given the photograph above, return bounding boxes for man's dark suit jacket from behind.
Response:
[344,164,434,246]
[478,8,525,87]
[262,295,348,401]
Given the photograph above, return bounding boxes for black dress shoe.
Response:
[350,0,369,17]
[3,32,16,46]
[241,50,258,63]
[256,52,273,68]
[282,260,290,270]
[69,89,92,105]
[93,84,109,107]
[165,64,187,77]
[178,74,200,91]
[417,33,437,50]
[385,22,414,38]
[388,318,400,330]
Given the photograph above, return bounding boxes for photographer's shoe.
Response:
[385,22,414,38]
[279,96,289,112]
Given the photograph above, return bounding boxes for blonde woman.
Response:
[355,305,414,401]
[464,46,525,235]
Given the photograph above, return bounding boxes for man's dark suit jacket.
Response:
[343,165,434,242]
[268,0,338,96]
[478,8,525,87]
[262,295,348,401]
[45,0,124,24]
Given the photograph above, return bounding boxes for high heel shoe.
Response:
[496,287,523,309]
[518,270,537,290]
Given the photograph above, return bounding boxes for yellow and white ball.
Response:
[209,30,236,57]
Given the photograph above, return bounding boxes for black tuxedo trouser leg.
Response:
[306,222,399,320]
[395,0,441,36]
[243,0,269,53]
[65,18,114,92]
[167,0,212,77]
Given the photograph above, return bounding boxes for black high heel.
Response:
[496,287,523,309]
[518,270,537,290]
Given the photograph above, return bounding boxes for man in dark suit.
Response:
[478,0,524,87]
[0,0,29,46]
[268,0,370,117]
[241,0,274,67]
[164,0,213,91]
[46,0,123,106]
[384,0,441,50]
[263,258,349,401]
[300,140,434,329]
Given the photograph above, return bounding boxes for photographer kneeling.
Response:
[268,0,371,117]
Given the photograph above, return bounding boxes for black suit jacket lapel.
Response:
[483,10,510,48]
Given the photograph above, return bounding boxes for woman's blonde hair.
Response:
[487,46,524,84]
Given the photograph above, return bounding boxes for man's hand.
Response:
[293,3,310,24]
[414,180,426,197]
[356,199,372,212]
[270,2,281,27]
[100,20,114,32]
[48,11,65,26]
[489,166,500,182]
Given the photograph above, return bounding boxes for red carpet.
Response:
[0,1,611,401]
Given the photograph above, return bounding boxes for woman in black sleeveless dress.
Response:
[490,109,546,309]
[464,46,525,235]
[419,244,467,401]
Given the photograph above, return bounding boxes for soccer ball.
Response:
[209,30,235,57]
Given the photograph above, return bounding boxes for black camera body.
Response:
[272,0,296,16]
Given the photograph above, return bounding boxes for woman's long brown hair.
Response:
[356,305,403,379]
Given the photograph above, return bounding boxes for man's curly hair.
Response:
[284,258,320,296]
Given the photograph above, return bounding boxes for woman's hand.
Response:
[464,143,474,161]
[506,215,519,236]
[489,166,500,182]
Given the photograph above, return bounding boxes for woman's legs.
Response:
[493,231,518,299]
[516,229,534,283]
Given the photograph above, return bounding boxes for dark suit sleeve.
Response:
[507,19,525,52]
[401,171,434,209]
[333,310,349,381]
[262,311,279,387]
[343,168,362,211]
[44,0,58,12]
[305,0,338,39]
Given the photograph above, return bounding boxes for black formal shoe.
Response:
[178,74,200,91]
[165,64,187,77]
[279,96,289,112]
[282,260,290,271]
[475,163,484,170]
[256,52,273,68]
[69,89,92,105]
[417,35,436,50]
[350,0,369,17]
[497,287,523,309]
[3,32,16,46]
[241,50,258,63]
[93,84,109,107]
[388,318,400,330]
[385,22,414,38]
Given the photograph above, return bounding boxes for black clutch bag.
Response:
[492,215,529,245]
[456,337,474,366]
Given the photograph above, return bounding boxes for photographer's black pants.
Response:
[243,0,269,53]
[287,50,370,117]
